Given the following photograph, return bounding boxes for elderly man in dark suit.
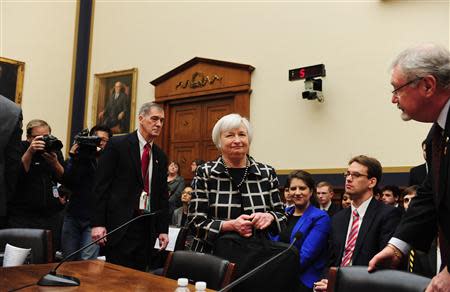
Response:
[313,155,401,291]
[369,44,450,292]
[91,102,169,271]
[0,95,22,228]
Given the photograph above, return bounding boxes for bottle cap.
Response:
[178,278,189,286]
[195,281,207,290]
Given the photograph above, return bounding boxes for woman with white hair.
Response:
[188,113,286,253]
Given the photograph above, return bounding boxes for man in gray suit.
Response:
[0,95,23,228]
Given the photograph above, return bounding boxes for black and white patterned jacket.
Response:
[188,156,286,252]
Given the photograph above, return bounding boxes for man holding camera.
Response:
[8,119,65,250]
[61,125,112,260]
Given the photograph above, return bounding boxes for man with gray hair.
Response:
[368,43,450,291]
[0,95,22,228]
[91,102,169,271]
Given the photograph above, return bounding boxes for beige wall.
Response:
[89,1,448,170]
[1,1,76,145]
[2,1,448,170]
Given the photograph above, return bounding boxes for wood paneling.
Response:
[152,57,254,180]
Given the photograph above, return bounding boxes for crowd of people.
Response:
[1,42,450,292]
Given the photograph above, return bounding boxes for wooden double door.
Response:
[168,97,234,180]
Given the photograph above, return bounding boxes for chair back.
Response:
[327,266,431,292]
[163,250,235,290]
[0,228,53,264]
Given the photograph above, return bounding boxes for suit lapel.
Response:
[352,198,377,260]
[291,205,313,243]
[151,145,160,186]
[128,131,143,187]
[439,118,450,205]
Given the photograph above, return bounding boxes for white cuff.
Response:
[388,237,411,256]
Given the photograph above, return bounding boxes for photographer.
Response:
[8,119,65,251]
[61,125,111,260]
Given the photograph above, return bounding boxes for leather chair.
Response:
[163,250,235,290]
[327,266,431,292]
[0,228,53,264]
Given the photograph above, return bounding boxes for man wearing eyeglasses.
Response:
[369,44,450,292]
[313,155,401,291]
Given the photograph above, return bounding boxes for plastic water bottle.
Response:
[175,278,190,292]
[195,281,207,292]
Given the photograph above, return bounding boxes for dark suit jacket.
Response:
[395,118,450,256]
[329,198,401,267]
[326,203,342,217]
[91,131,169,247]
[409,163,427,186]
[0,95,22,218]
[408,238,437,278]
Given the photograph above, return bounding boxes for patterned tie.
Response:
[432,124,444,193]
[141,143,151,193]
[341,209,360,267]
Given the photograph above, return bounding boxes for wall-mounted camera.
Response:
[302,78,323,102]
[289,64,326,103]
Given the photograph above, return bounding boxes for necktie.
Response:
[141,143,151,193]
[431,125,450,271]
[431,124,444,193]
[341,209,360,267]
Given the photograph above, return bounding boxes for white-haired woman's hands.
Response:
[249,212,274,230]
[223,214,254,237]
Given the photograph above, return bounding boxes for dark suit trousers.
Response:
[106,216,153,271]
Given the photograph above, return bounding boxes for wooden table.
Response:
[1,260,211,291]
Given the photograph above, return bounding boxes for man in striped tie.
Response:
[313,155,401,291]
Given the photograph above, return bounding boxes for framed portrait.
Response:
[0,57,25,104]
[93,68,137,135]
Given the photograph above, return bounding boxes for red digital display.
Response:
[289,64,325,81]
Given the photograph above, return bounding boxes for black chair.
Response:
[0,228,53,265]
[163,250,235,290]
[327,266,431,292]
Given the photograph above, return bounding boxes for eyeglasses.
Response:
[391,76,423,96]
[343,172,368,179]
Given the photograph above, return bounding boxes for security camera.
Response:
[302,78,323,102]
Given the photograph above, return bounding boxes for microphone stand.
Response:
[218,232,302,292]
[37,211,160,286]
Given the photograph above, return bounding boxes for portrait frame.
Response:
[0,56,25,104]
[92,68,137,135]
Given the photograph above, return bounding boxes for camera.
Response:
[74,129,101,159]
[302,78,324,102]
[39,135,63,153]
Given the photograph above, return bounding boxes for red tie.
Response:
[141,143,151,193]
[341,209,360,267]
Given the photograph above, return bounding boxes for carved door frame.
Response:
[151,57,254,156]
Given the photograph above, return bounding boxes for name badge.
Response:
[139,191,150,212]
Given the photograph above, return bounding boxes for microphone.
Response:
[37,210,163,286]
[218,232,302,292]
